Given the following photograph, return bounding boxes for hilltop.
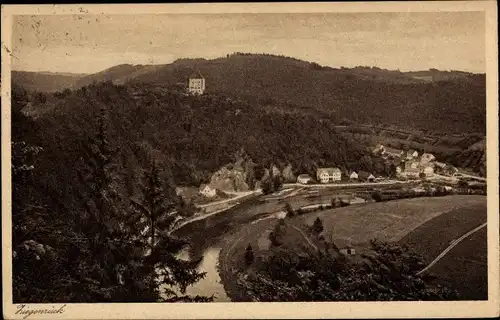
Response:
[12,71,86,92]
[12,53,486,134]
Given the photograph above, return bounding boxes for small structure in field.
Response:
[335,239,356,256]
[349,171,359,180]
[340,246,356,256]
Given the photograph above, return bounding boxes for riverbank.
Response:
[171,190,261,232]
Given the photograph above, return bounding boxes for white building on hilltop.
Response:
[188,71,206,95]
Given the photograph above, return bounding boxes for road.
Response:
[456,171,486,182]
[197,190,260,208]
[283,179,418,189]
[416,222,487,275]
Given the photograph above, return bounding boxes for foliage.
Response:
[12,94,87,302]
[11,84,210,302]
[269,220,286,247]
[371,190,383,202]
[284,203,294,217]
[130,160,210,302]
[312,217,324,236]
[245,244,255,266]
[238,239,459,301]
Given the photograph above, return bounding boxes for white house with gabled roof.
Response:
[316,167,342,183]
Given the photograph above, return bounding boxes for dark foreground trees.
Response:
[11,85,210,302]
[237,239,459,301]
[130,160,210,302]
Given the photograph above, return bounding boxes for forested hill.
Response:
[12,71,86,92]
[13,53,486,134]
[15,82,376,193]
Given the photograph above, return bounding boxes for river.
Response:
[160,198,270,301]
[161,187,376,301]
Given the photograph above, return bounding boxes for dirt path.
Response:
[284,222,318,251]
[417,222,487,275]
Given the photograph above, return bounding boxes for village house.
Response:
[382,146,404,159]
[297,174,312,184]
[358,171,375,182]
[395,166,402,175]
[420,153,436,164]
[423,166,435,177]
[400,160,421,178]
[404,167,420,178]
[188,71,206,95]
[403,149,419,160]
[372,144,385,155]
[199,184,217,198]
[316,167,342,183]
[349,171,359,180]
[435,161,447,169]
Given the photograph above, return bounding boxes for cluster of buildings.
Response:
[373,144,453,179]
[296,168,376,185]
[295,144,454,185]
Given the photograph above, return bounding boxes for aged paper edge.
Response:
[1,2,499,319]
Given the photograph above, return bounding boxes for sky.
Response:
[12,12,485,74]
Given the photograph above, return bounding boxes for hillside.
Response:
[14,82,374,199]
[12,71,86,92]
[12,53,486,134]
[404,69,477,82]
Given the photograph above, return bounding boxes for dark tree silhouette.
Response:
[245,244,255,266]
[312,217,324,236]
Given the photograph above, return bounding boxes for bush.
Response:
[312,217,324,236]
[284,202,294,217]
[245,244,254,266]
[371,190,383,202]
[269,221,286,247]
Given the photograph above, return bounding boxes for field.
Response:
[398,200,487,262]
[217,194,487,301]
[290,195,486,246]
[425,228,488,300]
[398,199,487,300]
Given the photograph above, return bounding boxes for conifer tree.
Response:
[245,244,255,266]
[312,217,324,236]
[130,159,211,302]
[75,105,137,301]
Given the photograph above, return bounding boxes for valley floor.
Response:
[217,194,487,301]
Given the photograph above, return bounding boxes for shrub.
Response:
[245,244,254,266]
[371,190,383,202]
[312,217,324,236]
[284,202,294,217]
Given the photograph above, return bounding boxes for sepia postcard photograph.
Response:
[1,2,499,319]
